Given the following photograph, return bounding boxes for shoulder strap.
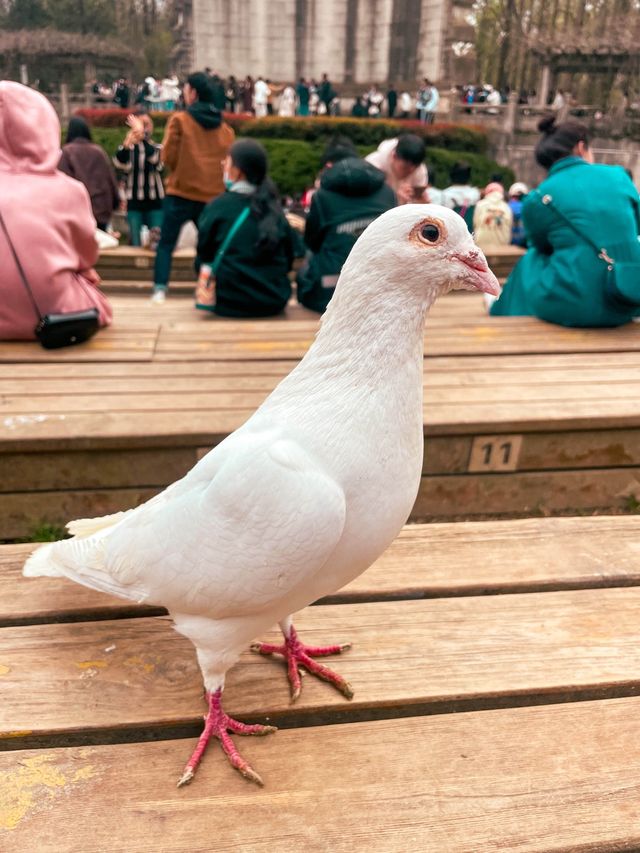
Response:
[211,205,251,274]
[0,208,42,321]
[537,191,615,266]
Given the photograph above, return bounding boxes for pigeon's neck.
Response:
[309,275,438,371]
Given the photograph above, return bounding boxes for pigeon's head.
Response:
[345,204,501,303]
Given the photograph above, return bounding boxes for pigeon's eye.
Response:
[420,223,440,243]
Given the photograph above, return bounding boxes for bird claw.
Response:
[177,767,195,788]
[178,688,276,788]
[251,625,353,702]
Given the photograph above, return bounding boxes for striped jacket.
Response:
[114,139,164,210]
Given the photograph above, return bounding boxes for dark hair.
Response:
[187,71,213,103]
[535,115,589,169]
[321,135,357,167]
[395,134,425,166]
[66,116,92,143]
[230,139,284,253]
[450,160,471,184]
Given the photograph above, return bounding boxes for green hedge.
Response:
[77,110,488,154]
[87,129,513,197]
[239,116,488,154]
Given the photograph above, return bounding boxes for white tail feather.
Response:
[66,511,127,538]
[23,543,61,578]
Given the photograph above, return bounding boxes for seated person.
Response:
[440,161,481,230]
[59,116,120,232]
[365,134,428,204]
[507,181,528,246]
[0,82,112,341]
[297,137,396,314]
[197,139,295,317]
[490,116,640,327]
[472,182,513,250]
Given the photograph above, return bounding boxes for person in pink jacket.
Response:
[0,81,112,340]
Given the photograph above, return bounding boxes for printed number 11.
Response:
[482,441,512,466]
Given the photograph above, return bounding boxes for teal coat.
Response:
[490,157,640,326]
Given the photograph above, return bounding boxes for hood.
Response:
[187,101,223,130]
[321,157,387,197]
[0,81,61,173]
[482,190,506,204]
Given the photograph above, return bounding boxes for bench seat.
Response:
[2,515,640,850]
[2,699,639,851]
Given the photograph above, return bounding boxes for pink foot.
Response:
[177,688,276,788]
[251,624,353,702]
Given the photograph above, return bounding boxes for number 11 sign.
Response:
[467,435,523,472]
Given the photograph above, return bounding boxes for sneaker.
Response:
[150,288,167,304]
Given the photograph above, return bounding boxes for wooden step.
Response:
[3,588,640,745]
[96,247,195,281]
[3,517,640,625]
[2,698,638,851]
[1,292,639,533]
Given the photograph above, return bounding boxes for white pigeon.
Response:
[24,205,500,786]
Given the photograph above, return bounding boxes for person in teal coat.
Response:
[490,116,640,326]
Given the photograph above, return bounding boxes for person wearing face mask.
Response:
[151,71,235,303]
[114,113,164,247]
[195,139,296,317]
[490,116,640,326]
[365,134,428,204]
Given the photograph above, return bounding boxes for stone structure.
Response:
[173,0,475,86]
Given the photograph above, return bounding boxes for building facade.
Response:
[173,0,475,86]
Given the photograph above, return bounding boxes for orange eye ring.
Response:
[410,217,446,247]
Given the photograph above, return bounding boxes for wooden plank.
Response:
[2,698,638,851]
[0,448,198,493]
[96,248,195,281]
[0,393,631,426]
[0,489,159,540]
[3,399,640,456]
[0,328,158,364]
[2,350,639,379]
[414,466,640,518]
[3,464,638,538]
[151,317,640,361]
[3,589,640,743]
[6,429,640,486]
[3,517,640,625]
[6,360,640,394]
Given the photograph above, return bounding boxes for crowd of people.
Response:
[92,70,444,122]
[1,69,639,344]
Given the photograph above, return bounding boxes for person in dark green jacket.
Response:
[197,140,295,317]
[296,138,396,313]
[490,116,640,327]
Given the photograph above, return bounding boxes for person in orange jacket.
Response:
[152,71,235,302]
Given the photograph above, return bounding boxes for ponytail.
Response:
[228,139,285,254]
[250,177,285,254]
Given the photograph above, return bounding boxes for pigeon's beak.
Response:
[455,249,502,297]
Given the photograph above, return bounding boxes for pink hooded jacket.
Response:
[0,82,112,340]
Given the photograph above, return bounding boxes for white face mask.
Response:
[223,170,234,189]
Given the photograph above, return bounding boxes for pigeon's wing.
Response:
[92,430,347,617]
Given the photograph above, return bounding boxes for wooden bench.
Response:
[1,293,639,537]
[96,245,525,293]
[3,516,640,849]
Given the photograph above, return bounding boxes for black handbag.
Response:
[0,209,100,349]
